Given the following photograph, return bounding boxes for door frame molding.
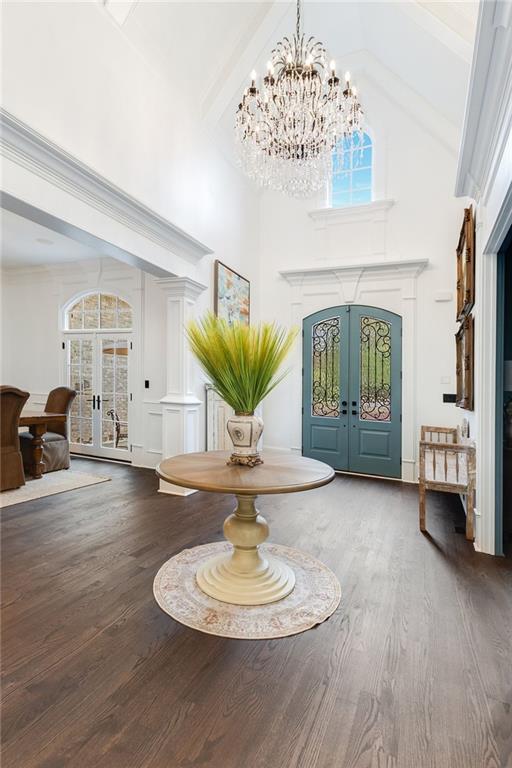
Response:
[280,259,427,482]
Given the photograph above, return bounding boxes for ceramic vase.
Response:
[226,412,264,467]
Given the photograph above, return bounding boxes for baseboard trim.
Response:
[70,453,131,466]
[334,469,417,484]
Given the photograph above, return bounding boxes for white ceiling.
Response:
[112,0,479,139]
[419,1,478,42]
[0,209,101,269]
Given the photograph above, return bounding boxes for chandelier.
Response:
[235,0,364,198]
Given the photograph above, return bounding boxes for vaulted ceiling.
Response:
[107,0,478,149]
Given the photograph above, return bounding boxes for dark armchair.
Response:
[20,387,76,474]
[0,386,30,491]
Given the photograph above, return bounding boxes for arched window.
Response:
[66,293,132,330]
[331,132,372,207]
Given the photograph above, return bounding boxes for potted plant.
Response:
[187,312,297,467]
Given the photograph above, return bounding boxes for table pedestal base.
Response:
[195,494,295,606]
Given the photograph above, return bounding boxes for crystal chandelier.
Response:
[235,0,364,198]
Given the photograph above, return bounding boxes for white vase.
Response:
[226,412,264,467]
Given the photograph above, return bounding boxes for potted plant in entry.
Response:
[187,312,297,467]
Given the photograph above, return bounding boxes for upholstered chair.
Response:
[20,387,76,474]
[0,386,30,491]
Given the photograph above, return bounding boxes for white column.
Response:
[156,276,207,496]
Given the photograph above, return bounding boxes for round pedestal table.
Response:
[156,450,334,606]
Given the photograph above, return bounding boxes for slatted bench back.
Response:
[420,426,458,444]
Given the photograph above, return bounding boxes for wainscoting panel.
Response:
[132,401,162,469]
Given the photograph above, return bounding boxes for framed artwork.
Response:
[214,260,250,325]
[456,206,475,321]
[456,313,474,411]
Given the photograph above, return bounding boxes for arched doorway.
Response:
[62,292,132,461]
[302,304,402,478]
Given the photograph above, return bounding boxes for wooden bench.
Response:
[419,425,476,541]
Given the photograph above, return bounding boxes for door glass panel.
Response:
[101,339,129,450]
[311,317,340,417]
[68,339,94,444]
[360,316,391,421]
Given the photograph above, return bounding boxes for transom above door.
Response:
[302,305,402,478]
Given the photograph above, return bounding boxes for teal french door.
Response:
[302,305,402,478]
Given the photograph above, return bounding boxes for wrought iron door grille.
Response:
[360,315,391,421]
[311,316,340,417]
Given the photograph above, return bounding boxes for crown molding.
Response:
[156,276,207,301]
[0,109,213,263]
[455,1,512,202]
[279,258,428,286]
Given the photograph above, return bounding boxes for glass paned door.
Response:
[303,305,401,478]
[65,334,131,460]
[99,339,129,455]
[347,306,401,477]
[302,307,350,468]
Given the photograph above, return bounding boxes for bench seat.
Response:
[419,426,476,541]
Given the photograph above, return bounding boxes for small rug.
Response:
[0,471,110,508]
[153,542,341,640]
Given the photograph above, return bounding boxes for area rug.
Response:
[153,542,341,639]
[0,471,110,508]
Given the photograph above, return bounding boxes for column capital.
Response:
[156,276,207,302]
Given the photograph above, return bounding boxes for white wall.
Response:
[258,75,469,481]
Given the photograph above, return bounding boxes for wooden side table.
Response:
[19,411,66,479]
[157,450,334,606]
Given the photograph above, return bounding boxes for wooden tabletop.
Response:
[19,411,66,426]
[157,450,335,495]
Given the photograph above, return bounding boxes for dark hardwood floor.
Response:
[1,458,511,768]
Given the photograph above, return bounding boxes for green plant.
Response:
[186,312,298,414]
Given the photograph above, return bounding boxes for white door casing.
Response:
[279,259,428,482]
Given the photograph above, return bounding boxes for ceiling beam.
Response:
[401,1,475,63]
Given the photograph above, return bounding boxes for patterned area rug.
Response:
[153,542,341,639]
[0,471,110,508]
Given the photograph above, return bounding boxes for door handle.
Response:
[97,394,101,409]
[87,396,96,409]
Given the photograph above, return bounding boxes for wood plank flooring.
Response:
[1,458,511,768]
